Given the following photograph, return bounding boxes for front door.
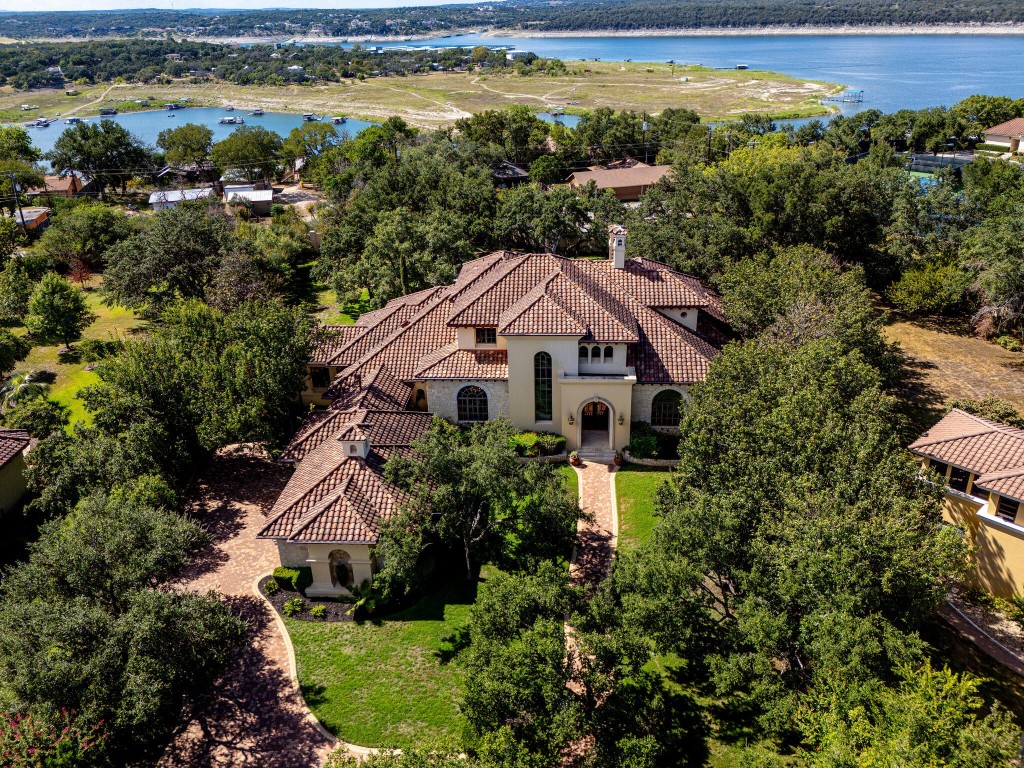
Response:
[580,401,610,450]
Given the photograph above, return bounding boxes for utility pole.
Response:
[642,113,649,164]
[7,172,25,233]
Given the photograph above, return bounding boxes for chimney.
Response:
[608,225,627,269]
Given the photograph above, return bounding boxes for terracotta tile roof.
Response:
[325,365,412,410]
[311,326,363,364]
[984,118,1024,137]
[569,164,673,190]
[413,344,509,380]
[0,429,29,468]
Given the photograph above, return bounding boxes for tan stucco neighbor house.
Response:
[0,429,31,518]
[981,117,1024,151]
[259,228,727,596]
[911,409,1024,598]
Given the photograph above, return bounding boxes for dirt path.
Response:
[570,460,618,588]
[62,83,116,117]
[159,451,335,768]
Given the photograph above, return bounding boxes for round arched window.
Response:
[651,390,683,428]
[457,385,489,422]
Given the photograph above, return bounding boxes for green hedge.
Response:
[627,421,680,459]
[273,566,312,592]
[511,431,567,457]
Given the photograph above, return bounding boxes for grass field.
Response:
[287,577,479,749]
[615,465,670,550]
[1,61,841,129]
[12,278,142,426]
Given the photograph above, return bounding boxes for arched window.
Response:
[579,346,589,363]
[651,390,683,428]
[329,549,354,588]
[591,345,601,362]
[604,346,614,362]
[457,385,488,422]
[534,351,552,421]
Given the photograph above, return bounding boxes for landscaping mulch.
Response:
[259,575,356,623]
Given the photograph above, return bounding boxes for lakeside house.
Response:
[148,188,214,212]
[981,117,1024,151]
[24,174,94,201]
[223,184,273,216]
[3,207,51,235]
[259,227,727,596]
[568,160,673,202]
[910,408,1024,598]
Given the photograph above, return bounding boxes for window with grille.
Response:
[475,327,497,345]
[534,352,552,421]
[457,385,488,422]
[651,390,683,428]
[997,495,1019,523]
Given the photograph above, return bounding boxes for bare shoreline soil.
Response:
[0,62,840,130]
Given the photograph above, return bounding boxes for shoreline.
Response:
[20,22,1024,46]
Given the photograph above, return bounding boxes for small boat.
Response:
[250,108,264,116]
[331,116,346,124]
[218,116,245,125]
[302,113,321,122]
[225,105,235,111]
[64,116,81,124]
[34,117,50,127]
[166,103,180,110]
[735,64,749,70]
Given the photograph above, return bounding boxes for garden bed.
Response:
[258,574,355,623]
[952,589,1024,659]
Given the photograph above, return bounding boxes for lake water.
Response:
[19,107,377,155]
[374,33,1024,116]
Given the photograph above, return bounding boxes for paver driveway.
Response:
[159,450,335,768]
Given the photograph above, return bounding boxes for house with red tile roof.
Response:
[910,408,1024,597]
[981,117,1024,152]
[0,429,31,518]
[260,227,727,596]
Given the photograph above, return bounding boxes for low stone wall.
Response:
[517,451,568,465]
[623,451,680,468]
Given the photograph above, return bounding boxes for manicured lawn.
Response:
[313,285,371,326]
[555,463,579,499]
[287,577,480,748]
[615,465,671,550]
[11,278,142,427]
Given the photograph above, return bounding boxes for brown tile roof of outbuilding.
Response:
[568,164,673,190]
[910,409,1024,502]
[984,118,1024,137]
[0,429,29,468]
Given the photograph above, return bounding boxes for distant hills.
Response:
[4,0,1024,40]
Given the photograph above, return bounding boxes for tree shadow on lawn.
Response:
[363,572,480,627]
[890,346,947,443]
[163,594,334,768]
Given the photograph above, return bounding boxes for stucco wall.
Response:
[0,454,27,518]
[425,379,510,424]
[304,542,375,597]
[941,491,1024,598]
[506,336,581,433]
[631,384,690,428]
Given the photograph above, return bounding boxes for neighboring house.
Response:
[260,227,727,596]
[148,188,214,211]
[492,161,530,189]
[568,161,673,201]
[4,207,51,235]
[24,174,93,201]
[910,408,1024,597]
[0,430,31,518]
[981,117,1024,151]
[223,185,273,216]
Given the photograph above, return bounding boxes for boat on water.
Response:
[250,108,265,116]
[166,103,181,110]
[64,116,82,124]
[33,117,50,127]
[225,105,235,112]
[218,116,245,125]
[302,113,321,122]
[331,116,346,124]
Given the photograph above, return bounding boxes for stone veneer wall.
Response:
[276,540,310,569]
[425,380,511,424]
[631,384,690,428]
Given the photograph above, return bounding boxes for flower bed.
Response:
[510,430,566,458]
[259,575,355,623]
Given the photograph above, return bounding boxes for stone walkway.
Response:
[570,459,618,588]
[159,451,336,768]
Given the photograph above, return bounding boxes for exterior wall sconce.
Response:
[567,413,575,425]
[617,413,625,425]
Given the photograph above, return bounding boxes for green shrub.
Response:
[627,421,659,459]
[995,335,1023,352]
[511,430,567,457]
[270,203,287,217]
[283,597,306,616]
[77,338,125,363]
[310,604,327,619]
[536,432,566,455]
[887,262,972,316]
[264,577,280,595]
[272,566,312,592]
[511,431,541,457]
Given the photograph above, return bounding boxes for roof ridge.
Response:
[911,409,1012,448]
[288,472,357,539]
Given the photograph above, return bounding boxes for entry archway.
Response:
[329,549,354,589]
[577,398,614,451]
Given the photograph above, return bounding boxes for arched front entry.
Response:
[577,398,614,451]
[329,549,354,589]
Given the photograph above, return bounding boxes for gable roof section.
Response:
[910,409,1024,502]
[414,344,509,380]
[984,118,1024,137]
